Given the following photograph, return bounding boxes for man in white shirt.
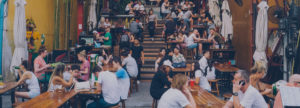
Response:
[87,65,120,108]
[223,70,268,108]
[198,50,210,71]
[121,51,138,78]
[185,29,204,56]
[134,1,145,14]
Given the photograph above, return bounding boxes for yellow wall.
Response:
[6,0,78,52]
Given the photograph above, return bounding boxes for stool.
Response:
[152,99,158,108]
[223,93,232,101]
[110,104,120,108]
[121,99,126,108]
[208,79,220,96]
[130,78,138,93]
[183,48,194,60]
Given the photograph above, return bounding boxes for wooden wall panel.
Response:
[228,0,253,70]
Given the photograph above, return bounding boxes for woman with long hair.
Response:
[48,64,74,91]
[193,61,211,92]
[250,61,271,95]
[158,74,196,108]
[150,64,173,100]
[15,60,40,102]
[147,9,157,41]
[155,48,166,72]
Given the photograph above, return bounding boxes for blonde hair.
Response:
[171,74,188,90]
[78,50,86,58]
[251,61,267,75]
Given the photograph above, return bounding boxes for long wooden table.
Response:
[214,63,239,73]
[191,85,225,108]
[0,82,18,108]
[16,90,78,108]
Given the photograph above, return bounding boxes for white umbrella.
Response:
[221,0,233,41]
[88,0,97,31]
[208,0,222,26]
[10,0,28,76]
[253,1,268,64]
[1,0,13,80]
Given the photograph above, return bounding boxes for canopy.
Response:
[253,1,269,64]
[10,0,28,76]
[88,0,97,31]
[221,0,233,41]
[208,0,222,26]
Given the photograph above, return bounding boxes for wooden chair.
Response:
[182,47,194,60]
[130,77,138,93]
[208,79,220,96]
[223,93,232,101]
[152,99,158,108]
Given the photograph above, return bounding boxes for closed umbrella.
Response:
[88,0,97,31]
[208,0,222,26]
[221,0,233,41]
[1,0,13,79]
[253,1,269,64]
[10,0,28,76]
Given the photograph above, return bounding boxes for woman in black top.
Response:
[150,65,173,100]
[130,39,144,81]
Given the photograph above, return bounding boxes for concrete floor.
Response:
[1,82,153,108]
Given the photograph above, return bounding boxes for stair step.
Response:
[143,41,165,44]
[142,64,155,68]
[144,57,157,60]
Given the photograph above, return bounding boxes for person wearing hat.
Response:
[150,60,174,100]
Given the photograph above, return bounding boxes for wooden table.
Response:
[191,85,225,108]
[214,64,239,73]
[172,64,192,77]
[16,90,78,108]
[0,82,18,108]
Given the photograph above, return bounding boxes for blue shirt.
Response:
[116,68,129,79]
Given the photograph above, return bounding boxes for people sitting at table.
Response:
[172,47,186,68]
[223,70,268,108]
[112,56,130,100]
[182,8,195,30]
[93,30,104,43]
[15,60,40,102]
[193,61,211,92]
[121,51,138,78]
[208,28,224,48]
[158,74,196,108]
[186,29,204,56]
[103,18,111,28]
[274,74,300,108]
[97,49,112,67]
[34,46,51,80]
[161,0,170,19]
[77,50,90,81]
[130,39,144,82]
[87,65,120,108]
[155,48,166,72]
[250,61,272,97]
[125,1,134,14]
[103,28,112,47]
[64,64,80,82]
[199,50,210,71]
[150,62,173,100]
[134,1,145,16]
[48,64,74,92]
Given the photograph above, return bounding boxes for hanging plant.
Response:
[26,18,36,31]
